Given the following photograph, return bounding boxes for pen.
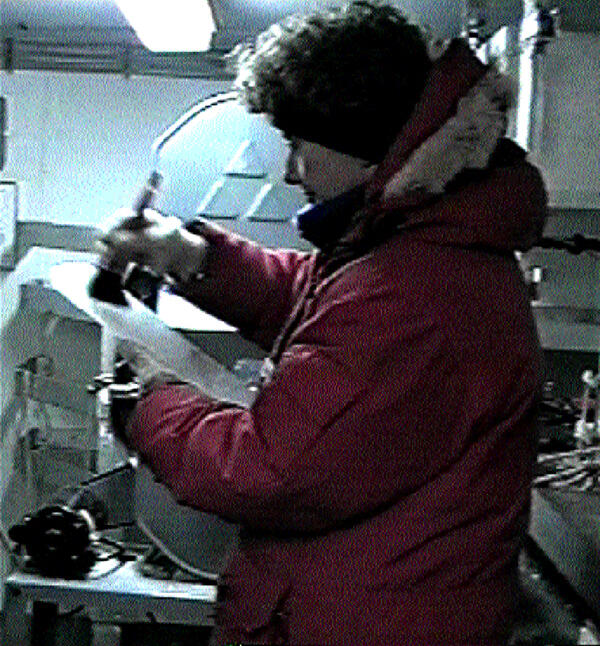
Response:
[130,170,163,229]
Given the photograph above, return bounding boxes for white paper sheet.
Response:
[49,261,255,407]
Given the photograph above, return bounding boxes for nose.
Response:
[284,148,300,185]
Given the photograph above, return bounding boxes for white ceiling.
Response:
[0,0,473,77]
[1,0,128,30]
[0,0,468,43]
[1,0,598,41]
[8,0,598,78]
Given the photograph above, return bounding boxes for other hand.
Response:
[107,340,182,445]
[97,208,209,282]
[116,339,182,391]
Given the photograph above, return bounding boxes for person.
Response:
[99,2,548,644]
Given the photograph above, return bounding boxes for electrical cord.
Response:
[535,446,600,491]
[93,534,140,562]
[537,235,600,255]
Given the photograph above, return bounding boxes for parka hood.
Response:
[359,39,548,254]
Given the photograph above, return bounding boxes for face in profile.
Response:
[284,137,375,203]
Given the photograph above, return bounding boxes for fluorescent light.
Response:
[116,0,216,52]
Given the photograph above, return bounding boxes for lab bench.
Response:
[1,557,216,646]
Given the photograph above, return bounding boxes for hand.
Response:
[97,208,209,283]
[116,339,182,391]
[105,341,182,445]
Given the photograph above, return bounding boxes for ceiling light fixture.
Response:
[116,0,216,52]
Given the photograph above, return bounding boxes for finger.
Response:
[93,238,110,255]
[117,340,152,373]
[100,229,152,265]
[116,339,141,363]
[120,208,164,231]
[100,207,160,236]
[94,236,129,272]
[99,207,136,235]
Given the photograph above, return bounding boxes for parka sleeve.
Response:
[175,222,316,351]
[126,280,463,534]
[126,347,364,533]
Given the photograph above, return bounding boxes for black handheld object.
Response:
[88,171,163,308]
[87,265,129,306]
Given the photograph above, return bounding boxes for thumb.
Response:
[117,340,154,373]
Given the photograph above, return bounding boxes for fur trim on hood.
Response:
[344,39,548,256]
[367,39,489,201]
[382,66,515,200]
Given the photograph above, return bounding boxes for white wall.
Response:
[1,70,231,226]
[531,31,600,209]
[0,70,230,609]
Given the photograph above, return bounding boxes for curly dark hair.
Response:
[234,1,431,162]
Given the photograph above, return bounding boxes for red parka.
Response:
[128,43,547,645]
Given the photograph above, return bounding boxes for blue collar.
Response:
[294,185,366,251]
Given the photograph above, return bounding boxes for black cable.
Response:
[93,534,140,563]
[101,520,136,530]
[537,235,600,255]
